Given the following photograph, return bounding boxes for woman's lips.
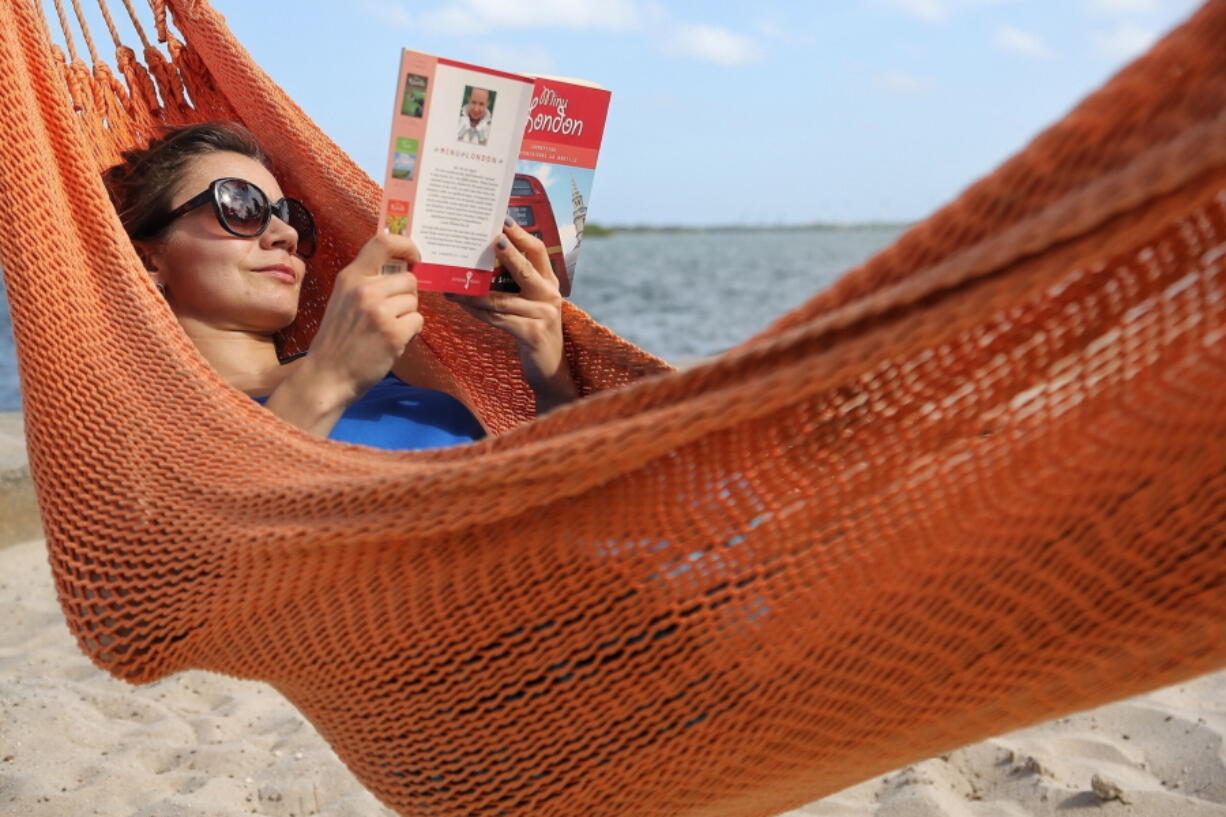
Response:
[255,265,297,284]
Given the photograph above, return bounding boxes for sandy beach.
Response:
[1,530,1223,817]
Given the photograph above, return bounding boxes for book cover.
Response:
[380,54,610,297]
[379,51,534,295]
[499,77,611,297]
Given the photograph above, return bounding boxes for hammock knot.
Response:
[65,58,93,115]
[115,46,163,131]
[92,62,139,159]
[165,35,233,121]
[142,43,192,121]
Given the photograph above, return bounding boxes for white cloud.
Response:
[752,17,813,46]
[753,18,787,39]
[637,0,672,29]
[519,161,558,192]
[884,0,948,21]
[1084,0,1159,14]
[877,0,1019,21]
[363,0,759,68]
[992,25,1052,58]
[1091,22,1157,59]
[368,0,643,34]
[874,70,930,94]
[666,23,761,66]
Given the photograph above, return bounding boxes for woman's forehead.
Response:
[173,151,281,204]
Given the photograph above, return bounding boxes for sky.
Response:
[50,0,1206,226]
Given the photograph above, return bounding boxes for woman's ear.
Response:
[133,242,169,297]
[132,241,163,280]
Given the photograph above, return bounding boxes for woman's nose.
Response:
[263,213,299,254]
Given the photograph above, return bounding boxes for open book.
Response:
[379,51,611,296]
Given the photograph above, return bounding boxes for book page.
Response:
[380,52,533,294]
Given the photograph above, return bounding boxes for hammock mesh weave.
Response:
[0,0,1223,814]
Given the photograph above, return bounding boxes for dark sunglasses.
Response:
[146,177,317,258]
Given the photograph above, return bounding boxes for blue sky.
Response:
[53,0,1206,225]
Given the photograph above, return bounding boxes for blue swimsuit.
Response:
[256,374,485,451]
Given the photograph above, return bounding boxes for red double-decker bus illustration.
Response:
[503,174,572,296]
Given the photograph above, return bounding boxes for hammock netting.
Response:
[0,0,1223,814]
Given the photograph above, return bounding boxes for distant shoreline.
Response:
[583,221,911,237]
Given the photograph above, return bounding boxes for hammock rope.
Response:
[0,0,1223,816]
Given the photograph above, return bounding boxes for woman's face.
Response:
[139,151,307,335]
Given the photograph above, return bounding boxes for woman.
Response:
[104,121,577,450]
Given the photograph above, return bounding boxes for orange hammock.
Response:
[1,0,1224,815]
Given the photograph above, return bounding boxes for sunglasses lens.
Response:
[216,179,269,235]
[283,199,317,258]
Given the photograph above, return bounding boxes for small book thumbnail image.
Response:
[458,85,496,146]
[384,199,410,235]
[392,137,419,180]
[401,73,428,117]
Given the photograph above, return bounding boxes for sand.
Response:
[1,536,1223,817]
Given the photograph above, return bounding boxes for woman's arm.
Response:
[261,355,362,438]
[264,234,424,438]
[447,218,579,414]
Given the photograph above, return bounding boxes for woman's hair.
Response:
[103,121,272,241]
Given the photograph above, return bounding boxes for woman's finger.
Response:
[454,300,532,333]
[370,269,419,298]
[351,232,421,277]
[492,234,550,299]
[501,217,553,277]
[496,219,558,295]
[448,292,551,319]
[382,292,419,319]
[397,310,425,343]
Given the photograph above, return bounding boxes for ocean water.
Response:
[0,227,901,411]
[568,228,901,362]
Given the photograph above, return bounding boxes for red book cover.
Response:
[380,54,609,297]
[502,78,612,297]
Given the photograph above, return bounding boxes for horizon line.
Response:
[584,220,914,234]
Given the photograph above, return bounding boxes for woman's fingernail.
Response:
[504,215,516,228]
[496,235,509,249]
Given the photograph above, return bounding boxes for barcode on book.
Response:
[381,260,407,275]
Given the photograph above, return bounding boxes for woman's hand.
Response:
[447,218,578,413]
[306,233,424,402]
[265,234,422,437]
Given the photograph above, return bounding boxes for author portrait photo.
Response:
[457,86,496,146]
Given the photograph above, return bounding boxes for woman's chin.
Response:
[235,304,299,335]
[266,309,301,333]
[256,293,302,330]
